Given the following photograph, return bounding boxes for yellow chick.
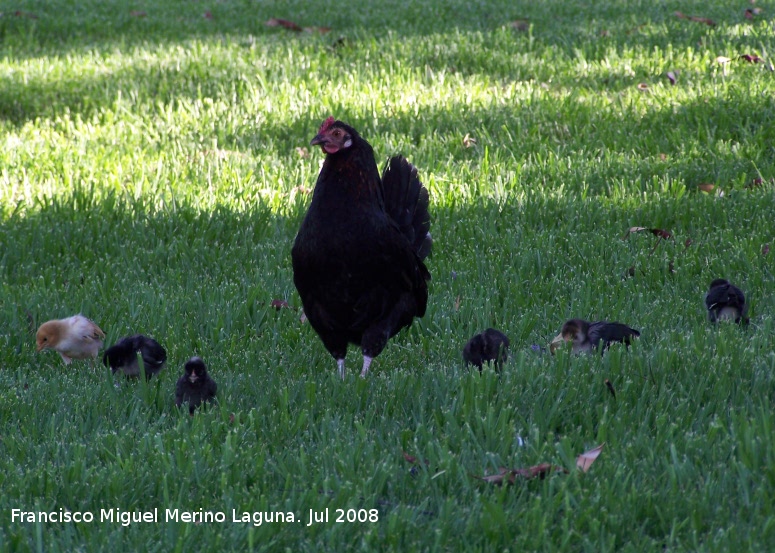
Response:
[36,314,105,364]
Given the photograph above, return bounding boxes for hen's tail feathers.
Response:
[382,156,432,260]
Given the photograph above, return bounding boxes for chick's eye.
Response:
[42,337,48,342]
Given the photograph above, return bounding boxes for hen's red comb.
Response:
[319,116,336,134]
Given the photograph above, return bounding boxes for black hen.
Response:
[463,328,510,372]
[550,319,640,355]
[705,279,749,324]
[102,334,167,379]
[175,357,217,414]
[292,117,432,378]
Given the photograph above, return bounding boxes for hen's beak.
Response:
[549,333,566,355]
[310,133,327,146]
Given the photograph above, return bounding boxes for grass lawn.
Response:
[1,0,775,550]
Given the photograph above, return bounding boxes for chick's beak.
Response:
[549,333,566,355]
[36,341,46,352]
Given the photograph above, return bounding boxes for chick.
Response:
[175,357,217,414]
[705,279,749,324]
[550,319,639,355]
[102,335,167,379]
[462,328,510,372]
[36,314,105,364]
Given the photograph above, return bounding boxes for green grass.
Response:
[1,0,775,551]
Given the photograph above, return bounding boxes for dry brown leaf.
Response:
[740,54,762,63]
[698,183,715,193]
[637,83,649,91]
[508,19,530,32]
[622,227,672,240]
[763,243,770,256]
[271,299,290,310]
[605,379,616,399]
[454,295,461,311]
[476,464,566,485]
[576,443,605,473]
[299,309,308,324]
[293,185,311,195]
[684,238,693,248]
[295,146,310,159]
[463,133,476,148]
[266,18,303,31]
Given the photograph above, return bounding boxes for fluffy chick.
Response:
[36,314,105,364]
[462,328,510,372]
[102,335,167,379]
[175,357,217,415]
[550,319,639,355]
[705,279,749,324]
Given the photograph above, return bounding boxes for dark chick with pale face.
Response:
[705,279,749,324]
[175,357,217,415]
[550,319,640,355]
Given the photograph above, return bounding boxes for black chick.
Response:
[291,117,432,379]
[550,319,640,355]
[705,279,749,324]
[462,328,510,372]
[175,357,217,414]
[102,334,167,379]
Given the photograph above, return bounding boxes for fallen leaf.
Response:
[476,464,567,485]
[292,185,311,195]
[684,238,693,248]
[462,133,476,148]
[295,147,310,159]
[402,451,429,465]
[576,443,605,473]
[26,310,35,334]
[659,153,667,161]
[454,295,461,311]
[763,243,770,256]
[666,71,678,85]
[674,12,716,26]
[605,379,616,399]
[271,299,289,310]
[508,19,530,32]
[698,183,715,193]
[266,18,303,31]
[130,11,147,17]
[715,56,732,64]
[299,309,307,324]
[745,9,755,19]
[740,54,762,63]
[637,83,649,91]
[622,227,672,240]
